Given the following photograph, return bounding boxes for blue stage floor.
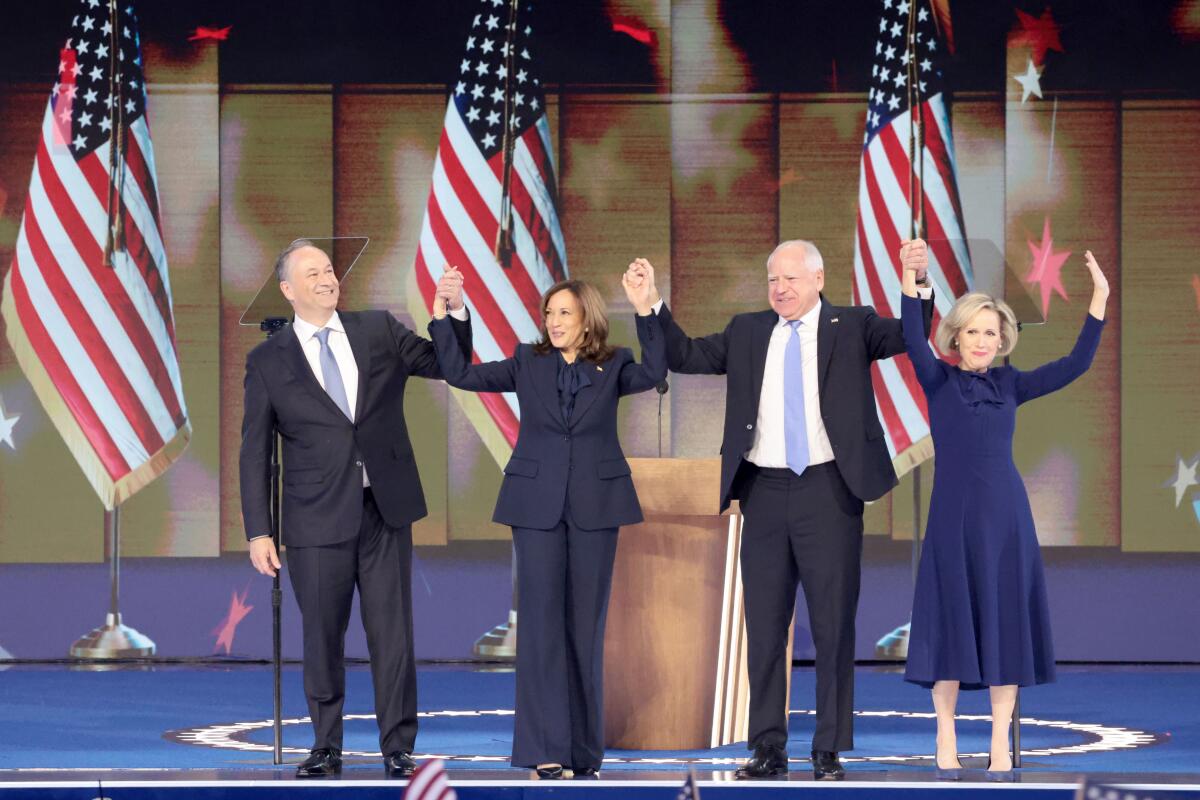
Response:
[0,663,1197,797]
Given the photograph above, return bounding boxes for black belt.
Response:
[749,461,836,479]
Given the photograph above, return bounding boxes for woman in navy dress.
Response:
[897,239,1108,778]
[428,265,665,779]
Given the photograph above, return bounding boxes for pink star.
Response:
[1013,7,1064,65]
[212,587,254,655]
[1026,216,1070,318]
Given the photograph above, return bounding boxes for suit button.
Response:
[745,424,753,430]
[355,460,363,467]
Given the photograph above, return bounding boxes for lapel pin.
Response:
[597,365,604,372]
[831,317,840,324]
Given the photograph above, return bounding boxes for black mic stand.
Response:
[259,316,288,764]
[655,380,669,458]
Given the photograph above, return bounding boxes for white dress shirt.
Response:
[747,300,835,469]
[292,311,369,486]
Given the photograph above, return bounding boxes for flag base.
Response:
[472,609,517,660]
[874,621,909,660]
[70,613,156,659]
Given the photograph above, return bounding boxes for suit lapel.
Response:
[276,324,347,420]
[749,310,776,407]
[532,350,566,429]
[568,355,616,428]
[816,295,839,397]
[341,312,372,420]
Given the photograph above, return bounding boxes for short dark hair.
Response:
[274,239,318,283]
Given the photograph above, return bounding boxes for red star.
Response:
[1013,7,1064,65]
[189,26,232,42]
[1026,217,1070,318]
[212,587,254,655]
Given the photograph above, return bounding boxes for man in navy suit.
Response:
[239,241,470,778]
[630,242,932,779]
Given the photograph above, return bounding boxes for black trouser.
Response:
[739,462,865,754]
[510,512,619,770]
[286,488,417,756]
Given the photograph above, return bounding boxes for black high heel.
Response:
[985,757,1015,782]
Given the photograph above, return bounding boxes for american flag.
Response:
[852,0,972,473]
[411,0,567,460]
[403,758,457,800]
[0,0,189,509]
[676,769,701,800]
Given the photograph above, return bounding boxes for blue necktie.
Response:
[315,328,353,420]
[783,320,809,477]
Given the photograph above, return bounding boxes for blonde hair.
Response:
[532,280,616,363]
[936,292,1019,357]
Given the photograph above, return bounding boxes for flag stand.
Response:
[69,506,156,658]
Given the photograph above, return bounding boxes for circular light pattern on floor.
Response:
[165,708,1166,765]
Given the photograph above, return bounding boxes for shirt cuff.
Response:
[916,286,933,300]
[248,534,271,541]
[448,305,470,321]
[651,299,665,314]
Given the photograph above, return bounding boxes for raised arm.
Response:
[899,238,948,391]
[864,239,935,361]
[1015,251,1108,404]
[627,257,730,375]
[616,267,668,395]
[428,265,518,393]
[394,267,471,379]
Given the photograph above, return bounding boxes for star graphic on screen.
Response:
[1026,217,1070,317]
[212,587,254,655]
[1013,7,1064,65]
[0,394,20,450]
[1014,58,1043,104]
[1165,454,1200,509]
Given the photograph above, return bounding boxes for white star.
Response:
[490,86,504,103]
[890,21,902,37]
[918,7,929,21]
[481,38,494,54]
[879,18,888,33]
[58,59,67,74]
[524,25,532,35]
[466,36,476,50]
[82,16,95,31]
[470,84,484,99]
[88,0,98,6]
[919,80,927,92]
[0,396,19,449]
[887,94,900,110]
[84,88,97,104]
[96,43,108,59]
[521,48,531,60]
[100,116,112,132]
[79,111,93,126]
[72,133,88,151]
[90,66,103,82]
[901,49,911,65]
[472,14,481,27]
[883,0,893,7]
[898,1,910,13]
[496,63,507,79]
[920,58,932,72]
[875,41,883,56]
[101,19,112,35]
[871,111,881,127]
[530,97,539,111]
[71,63,83,77]
[51,81,62,96]
[481,133,497,148]
[77,39,90,54]
[475,60,489,76]
[1166,455,1200,508]
[1014,58,1043,104]
[461,58,471,73]
[123,25,131,38]
[128,77,138,90]
[500,41,510,57]
[893,71,906,87]
[884,45,895,60]
[485,15,499,31]
[927,39,936,51]
[514,91,524,106]
[880,67,891,82]
[125,98,136,113]
[486,109,500,126]
[58,105,72,123]
[455,81,466,95]
[516,69,527,84]
[466,106,481,122]
[872,64,879,78]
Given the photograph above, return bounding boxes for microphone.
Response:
[656,379,669,395]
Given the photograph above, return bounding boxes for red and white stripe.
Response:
[852,96,973,460]
[414,101,567,448]
[403,758,457,800]
[5,99,187,486]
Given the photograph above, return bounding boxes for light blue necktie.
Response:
[315,328,353,420]
[783,320,809,477]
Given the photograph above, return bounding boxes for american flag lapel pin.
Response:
[831,317,840,324]
[597,365,604,372]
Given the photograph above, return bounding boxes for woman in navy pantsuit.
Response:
[428,266,665,778]
[898,239,1109,780]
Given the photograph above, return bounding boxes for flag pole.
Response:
[493,0,521,269]
[69,0,155,662]
[906,0,927,597]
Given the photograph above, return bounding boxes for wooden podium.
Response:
[602,457,752,750]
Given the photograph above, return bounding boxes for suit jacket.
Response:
[428,312,667,531]
[657,293,934,510]
[239,309,472,547]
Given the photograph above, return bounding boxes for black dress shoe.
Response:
[572,767,600,779]
[811,750,845,781]
[384,752,417,778]
[295,748,342,778]
[735,744,788,779]
[535,764,564,779]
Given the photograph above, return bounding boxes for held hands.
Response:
[624,258,660,315]
[432,264,465,320]
[249,537,281,577]
[898,238,929,297]
[1083,250,1109,320]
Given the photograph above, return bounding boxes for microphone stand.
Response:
[656,380,669,458]
[260,316,288,764]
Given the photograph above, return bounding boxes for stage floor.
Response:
[0,663,1197,797]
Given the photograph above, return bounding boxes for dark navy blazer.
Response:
[429,312,667,531]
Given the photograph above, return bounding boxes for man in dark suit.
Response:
[629,242,932,780]
[240,240,470,778]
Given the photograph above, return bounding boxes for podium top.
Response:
[627,457,726,517]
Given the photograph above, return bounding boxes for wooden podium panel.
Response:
[602,458,752,750]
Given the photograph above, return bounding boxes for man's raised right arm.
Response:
[627,257,730,376]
